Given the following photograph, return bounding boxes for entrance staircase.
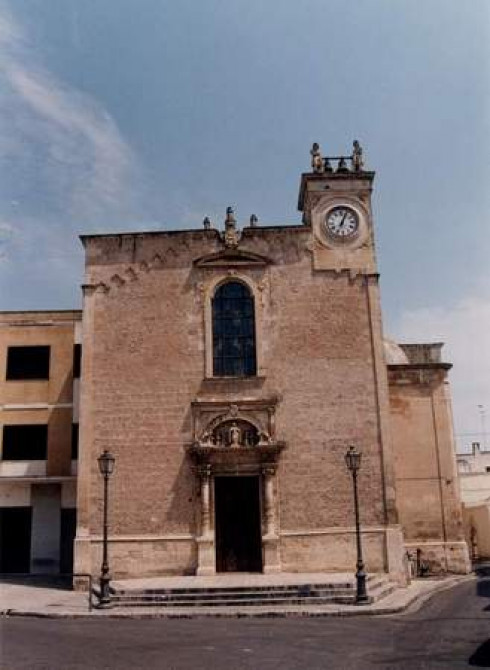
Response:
[109,573,396,609]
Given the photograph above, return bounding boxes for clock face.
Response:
[325,207,359,239]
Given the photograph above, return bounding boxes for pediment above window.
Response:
[194,249,272,268]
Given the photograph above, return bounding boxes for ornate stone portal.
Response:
[187,399,285,575]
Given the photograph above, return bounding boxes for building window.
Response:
[212,281,256,377]
[73,344,81,379]
[2,425,48,460]
[6,346,50,380]
[71,424,79,460]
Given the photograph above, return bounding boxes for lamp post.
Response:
[344,445,369,604]
[97,449,115,607]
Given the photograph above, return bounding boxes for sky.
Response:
[0,0,489,446]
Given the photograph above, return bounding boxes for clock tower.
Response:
[298,141,400,534]
[298,141,377,276]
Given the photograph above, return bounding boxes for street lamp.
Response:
[345,445,369,604]
[97,449,115,607]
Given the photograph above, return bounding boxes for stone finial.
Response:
[249,214,258,227]
[223,206,240,248]
[203,216,211,230]
[310,142,324,173]
[352,140,364,171]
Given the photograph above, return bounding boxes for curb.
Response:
[390,573,476,617]
[0,575,475,620]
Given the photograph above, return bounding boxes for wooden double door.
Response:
[215,476,262,573]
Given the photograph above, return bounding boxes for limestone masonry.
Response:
[0,144,470,579]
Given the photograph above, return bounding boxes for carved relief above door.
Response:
[187,397,285,472]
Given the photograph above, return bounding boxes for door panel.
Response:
[215,476,262,573]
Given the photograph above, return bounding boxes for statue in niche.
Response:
[229,422,242,447]
[352,140,364,171]
[310,142,324,173]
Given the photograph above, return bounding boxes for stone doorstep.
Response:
[111,571,384,593]
[93,575,472,617]
[0,575,475,619]
[111,583,354,597]
[111,571,355,589]
[108,574,395,608]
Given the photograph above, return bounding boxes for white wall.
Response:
[459,473,490,505]
[0,461,46,477]
[0,481,30,506]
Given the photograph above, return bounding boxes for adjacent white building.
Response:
[456,443,490,559]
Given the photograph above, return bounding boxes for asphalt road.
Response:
[1,572,489,670]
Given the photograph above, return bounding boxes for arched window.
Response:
[212,281,256,377]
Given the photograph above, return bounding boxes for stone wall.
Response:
[388,362,470,573]
[75,224,403,579]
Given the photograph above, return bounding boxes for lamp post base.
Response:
[98,574,112,608]
[354,565,370,604]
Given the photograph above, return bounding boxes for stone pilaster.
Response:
[73,284,97,579]
[262,464,281,573]
[196,464,215,575]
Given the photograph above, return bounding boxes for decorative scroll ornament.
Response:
[228,404,239,418]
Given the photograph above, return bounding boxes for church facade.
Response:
[0,143,470,579]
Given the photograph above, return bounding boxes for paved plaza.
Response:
[1,569,489,669]
[0,572,473,618]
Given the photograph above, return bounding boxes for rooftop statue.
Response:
[310,142,325,174]
[352,140,364,172]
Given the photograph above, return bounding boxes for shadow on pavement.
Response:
[468,565,490,666]
[475,564,490,609]
[469,639,490,667]
[0,574,72,590]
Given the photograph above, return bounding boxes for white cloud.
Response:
[0,7,136,221]
[392,292,490,450]
[0,3,150,308]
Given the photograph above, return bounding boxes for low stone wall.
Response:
[75,535,197,579]
[75,525,410,582]
[404,540,471,574]
[280,525,407,584]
